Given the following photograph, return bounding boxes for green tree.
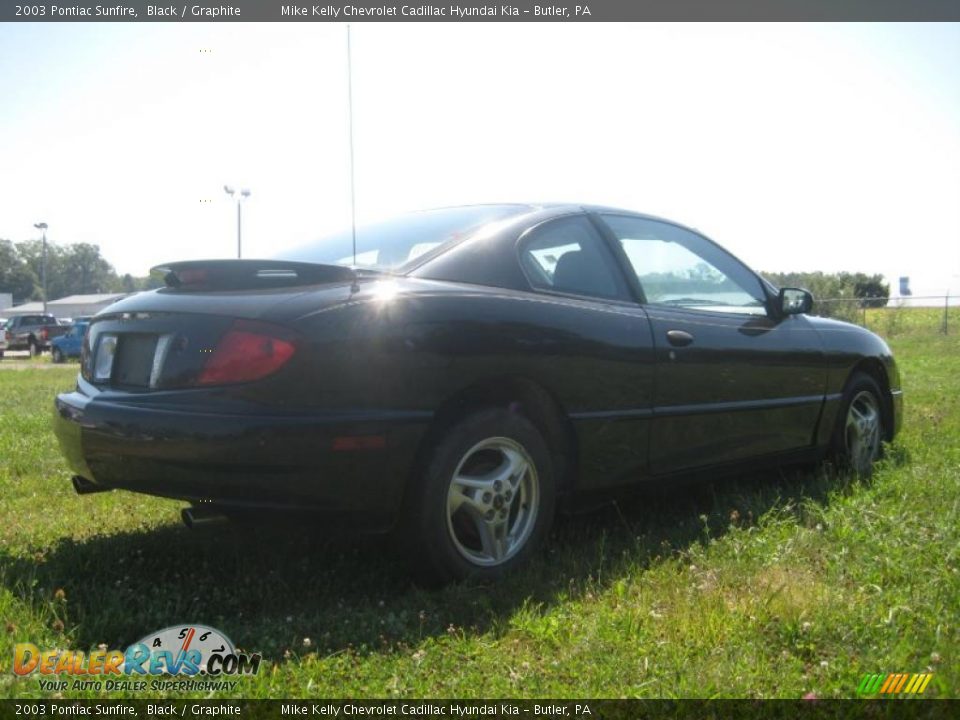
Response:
[16,240,119,298]
[762,271,889,321]
[60,243,119,295]
[0,239,39,303]
[15,239,67,300]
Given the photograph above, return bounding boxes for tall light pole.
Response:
[33,223,48,313]
[223,186,251,259]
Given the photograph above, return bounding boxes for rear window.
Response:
[280,205,531,271]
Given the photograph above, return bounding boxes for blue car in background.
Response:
[51,320,89,363]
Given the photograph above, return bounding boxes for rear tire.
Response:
[831,372,885,476]
[403,408,556,585]
[28,340,39,358]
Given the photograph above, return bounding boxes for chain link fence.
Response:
[814,295,959,337]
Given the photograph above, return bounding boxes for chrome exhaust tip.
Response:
[181,506,228,529]
[71,475,111,495]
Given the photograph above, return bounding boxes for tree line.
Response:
[762,270,889,322]
[0,238,162,305]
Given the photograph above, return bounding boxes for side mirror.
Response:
[779,287,813,316]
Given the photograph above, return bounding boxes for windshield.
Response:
[279,205,532,271]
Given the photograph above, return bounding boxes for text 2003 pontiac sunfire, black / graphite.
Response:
[53,204,903,583]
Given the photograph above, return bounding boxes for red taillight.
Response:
[40,328,48,341]
[197,322,296,386]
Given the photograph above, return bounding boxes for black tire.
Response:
[52,347,64,364]
[403,408,556,585]
[831,372,885,476]
[28,339,39,358]
[0,350,4,360]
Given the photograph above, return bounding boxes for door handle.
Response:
[666,330,694,347]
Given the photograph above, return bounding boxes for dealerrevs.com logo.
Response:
[13,625,261,693]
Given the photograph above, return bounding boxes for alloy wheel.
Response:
[845,390,881,474]
[445,436,539,567]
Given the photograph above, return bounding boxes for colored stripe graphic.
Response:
[879,674,897,693]
[859,672,933,695]
[857,674,883,694]
[894,674,909,693]
[904,674,920,693]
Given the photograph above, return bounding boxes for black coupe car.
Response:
[54,204,902,582]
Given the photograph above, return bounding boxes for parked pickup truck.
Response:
[1,314,71,358]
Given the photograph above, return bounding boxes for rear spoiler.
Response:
[152,259,359,291]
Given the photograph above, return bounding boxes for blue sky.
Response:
[1,22,958,295]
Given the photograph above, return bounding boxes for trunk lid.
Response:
[81,260,363,391]
[99,259,362,322]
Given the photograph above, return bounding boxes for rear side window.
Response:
[282,205,530,271]
[520,216,628,301]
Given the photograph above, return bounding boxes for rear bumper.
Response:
[53,389,431,530]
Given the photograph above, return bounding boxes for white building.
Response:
[6,293,129,320]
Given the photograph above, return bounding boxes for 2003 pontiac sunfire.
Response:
[53,204,902,582]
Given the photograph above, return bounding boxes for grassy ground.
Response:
[0,331,957,700]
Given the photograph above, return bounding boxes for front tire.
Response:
[28,340,39,358]
[832,372,885,476]
[52,347,64,364]
[405,408,556,584]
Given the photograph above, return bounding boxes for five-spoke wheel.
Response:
[833,372,885,476]
[446,437,540,567]
[405,408,555,584]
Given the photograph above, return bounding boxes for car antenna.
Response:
[346,24,358,286]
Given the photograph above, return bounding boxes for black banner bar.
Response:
[2,1,959,22]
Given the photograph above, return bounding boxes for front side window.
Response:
[601,215,767,314]
[520,216,628,301]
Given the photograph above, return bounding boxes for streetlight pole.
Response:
[223,186,251,259]
[33,223,48,313]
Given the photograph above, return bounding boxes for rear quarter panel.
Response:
[291,279,657,489]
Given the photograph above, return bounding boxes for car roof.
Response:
[429,202,706,237]
[406,202,711,291]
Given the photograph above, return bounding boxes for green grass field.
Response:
[0,329,957,700]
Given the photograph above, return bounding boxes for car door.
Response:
[596,213,827,475]
[517,214,656,489]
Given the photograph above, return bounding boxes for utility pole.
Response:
[223,186,251,258]
[33,223,48,313]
